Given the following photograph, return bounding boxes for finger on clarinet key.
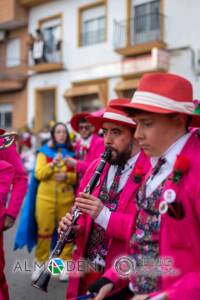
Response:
[79,192,90,198]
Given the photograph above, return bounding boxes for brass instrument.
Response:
[0,132,17,149]
[32,148,112,292]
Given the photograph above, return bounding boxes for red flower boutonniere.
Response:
[172,154,190,183]
[82,145,88,152]
[133,166,144,183]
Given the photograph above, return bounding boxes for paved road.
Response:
[4,222,67,300]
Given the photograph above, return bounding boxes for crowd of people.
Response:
[1,72,200,300]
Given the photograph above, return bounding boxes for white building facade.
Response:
[26,0,200,131]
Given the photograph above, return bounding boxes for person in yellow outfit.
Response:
[32,122,76,281]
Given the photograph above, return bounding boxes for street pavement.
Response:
[4,222,67,300]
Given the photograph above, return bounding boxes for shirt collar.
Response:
[110,151,140,174]
[124,152,140,172]
[80,134,93,147]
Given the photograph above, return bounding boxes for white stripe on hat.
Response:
[132,91,195,114]
[103,112,136,125]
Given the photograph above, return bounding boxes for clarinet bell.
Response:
[0,131,17,149]
[32,270,51,292]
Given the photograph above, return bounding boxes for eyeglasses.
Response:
[78,125,91,131]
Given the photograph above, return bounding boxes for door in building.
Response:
[35,88,56,131]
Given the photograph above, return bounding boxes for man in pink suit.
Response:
[90,73,200,300]
[65,112,105,178]
[0,129,28,300]
[59,99,150,300]
[0,160,15,300]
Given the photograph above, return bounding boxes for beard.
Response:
[107,143,133,166]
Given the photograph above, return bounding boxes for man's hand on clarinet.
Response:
[75,192,104,219]
[58,212,80,239]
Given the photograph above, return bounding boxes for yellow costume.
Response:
[35,152,76,263]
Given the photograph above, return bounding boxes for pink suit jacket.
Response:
[103,130,200,300]
[66,150,150,299]
[0,143,28,219]
[75,134,105,175]
[0,161,15,231]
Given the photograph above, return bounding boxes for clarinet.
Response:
[33,148,112,292]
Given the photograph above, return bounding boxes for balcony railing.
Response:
[29,36,63,73]
[113,13,164,50]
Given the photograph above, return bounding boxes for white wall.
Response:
[165,0,200,51]
[169,48,200,99]
[164,0,200,98]
[108,77,121,100]
[64,0,122,70]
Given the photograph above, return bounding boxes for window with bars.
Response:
[132,0,160,44]
[80,4,106,46]
[0,104,13,129]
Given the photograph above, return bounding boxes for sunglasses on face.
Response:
[78,125,91,131]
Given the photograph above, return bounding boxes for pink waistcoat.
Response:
[104,130,200,300]
[66,150,150,299]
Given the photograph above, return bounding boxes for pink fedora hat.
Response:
[86,99,136,129]
[110,73,200,127]
[70,112,91,132]
[91,108,105,117]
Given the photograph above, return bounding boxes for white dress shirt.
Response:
[145,132,192,197]
[79,134,92,148]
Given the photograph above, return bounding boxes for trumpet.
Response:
[0,132,17,149]
[32,148,112,292]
